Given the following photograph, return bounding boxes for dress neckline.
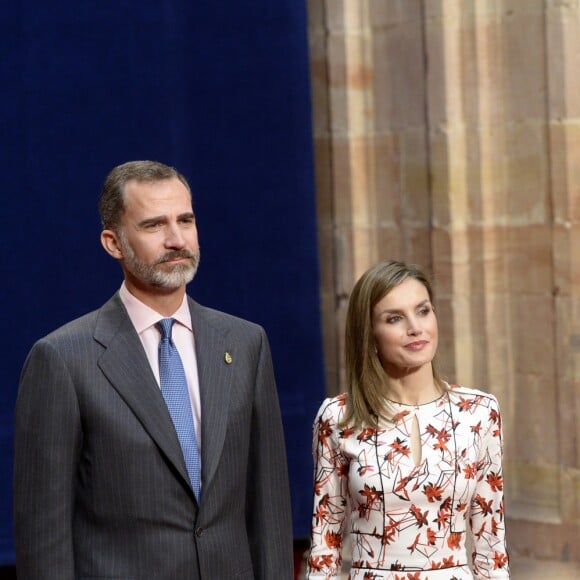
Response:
[386,392,447,408]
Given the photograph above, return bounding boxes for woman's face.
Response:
[372,277,438,375]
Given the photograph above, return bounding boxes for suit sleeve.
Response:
[469,395,510,578]
[245,327,294,579]
[14,339,82,580]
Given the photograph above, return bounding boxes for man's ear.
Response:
[100,229,124,260]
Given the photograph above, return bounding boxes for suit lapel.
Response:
[94,294,193,494]
[189,298,233,494]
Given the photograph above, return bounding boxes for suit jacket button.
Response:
[195,527,204,537]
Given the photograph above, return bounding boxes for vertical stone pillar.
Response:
[423,0,577,558]
[308,0,432,394]
[526,0,580,558]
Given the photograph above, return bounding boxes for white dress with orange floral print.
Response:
[307,385,510,579]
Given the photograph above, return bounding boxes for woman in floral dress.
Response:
[307,261,509,579]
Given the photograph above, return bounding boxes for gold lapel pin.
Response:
[224,352,233,364]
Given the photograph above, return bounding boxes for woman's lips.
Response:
[404,340,428,350]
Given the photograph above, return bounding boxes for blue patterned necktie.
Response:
[157,318,201,501]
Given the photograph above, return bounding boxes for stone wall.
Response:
[308,0,580,562]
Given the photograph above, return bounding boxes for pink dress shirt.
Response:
[119,283,202,446]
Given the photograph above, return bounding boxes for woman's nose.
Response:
[406,318,422,335]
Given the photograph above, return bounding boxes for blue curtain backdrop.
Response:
[1,0,326,564]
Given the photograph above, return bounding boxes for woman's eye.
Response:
[386,316,401,324]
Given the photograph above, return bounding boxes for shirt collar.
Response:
[119,282,192,334]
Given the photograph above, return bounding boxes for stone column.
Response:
[308,0,432,395]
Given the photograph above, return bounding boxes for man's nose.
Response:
[164,224,186,248]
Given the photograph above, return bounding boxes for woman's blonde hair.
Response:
[341,260,447,428]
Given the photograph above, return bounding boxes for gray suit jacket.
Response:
[14,293,294,579]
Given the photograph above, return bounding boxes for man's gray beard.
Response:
[118,234,200,289]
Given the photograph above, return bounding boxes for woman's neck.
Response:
[384,364,441,406]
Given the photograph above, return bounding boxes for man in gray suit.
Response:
[14,160,294,579]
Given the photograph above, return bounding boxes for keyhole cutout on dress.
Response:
[410,414,422,467]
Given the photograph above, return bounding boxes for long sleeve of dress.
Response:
[307,396,350,579]
[469,395,510,578]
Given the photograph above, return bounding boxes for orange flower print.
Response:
[361,484,382,504]
[493,551,509,569]
[473,521,486,540]
[424,424,438,437]
[390,437,411,457]
[474,494,493,516]
[340,426,355,439]
[433,434,451,452]
[434,508,449,529]
[358,427,377,442]
[425,425,451,451]
[486,471,503,492]
[457,397,473,412]
[317,418,333,446]
[410,504,428,527]
[314,503,328,524]
[407,532,420,554]
[394,475,413,495]
[358,484,382,517]
[308,554,334,571]
[456,501,467,514]
[393,409,411,423]
[497,499,505,517]
[325,530,342,549]
[382,522,398,545]
[447,532,461,550]
[426,527,437,545]
[358,464,375,476]
[423,483,444,503]
[314,494,329,523]
[463,463,478,479]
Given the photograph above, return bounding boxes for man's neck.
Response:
[123,279,187,317]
